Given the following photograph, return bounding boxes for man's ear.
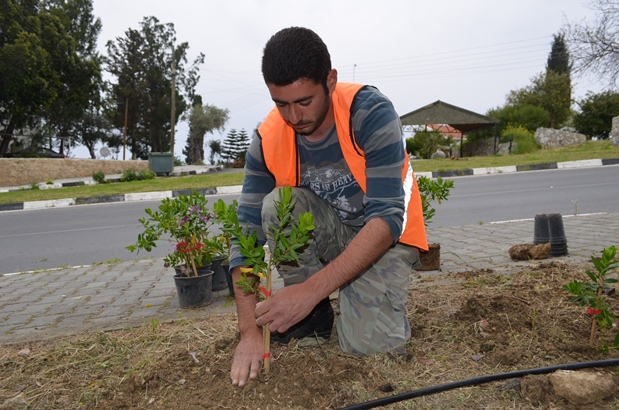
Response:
[327,69,338,94]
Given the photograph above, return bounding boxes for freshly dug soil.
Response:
[2,259,619,409]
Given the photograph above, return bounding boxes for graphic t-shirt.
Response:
[298,126,364,229]
[229,85,407,270]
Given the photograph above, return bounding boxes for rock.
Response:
[534,127,587,149]
[548,370,615,405]
[431,149,446,159]
[17,348,30,358]
[508,243,550,260]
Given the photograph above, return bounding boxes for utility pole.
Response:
[353,63,357,83]
[123,97,128,160]
[170,56,177,161]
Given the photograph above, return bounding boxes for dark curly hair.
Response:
[261,27,331,93]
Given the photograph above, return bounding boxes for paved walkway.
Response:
[1,210,617,345]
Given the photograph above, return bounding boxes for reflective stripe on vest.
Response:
[258,83,428,250]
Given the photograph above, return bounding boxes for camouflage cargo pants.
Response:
[261,187,420,356]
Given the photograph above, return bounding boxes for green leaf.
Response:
[585,269,599,283]
[563,280,582,295]
[602,245,617,264]
[591,256,605,275]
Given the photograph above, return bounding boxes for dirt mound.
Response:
[2,260,619,409]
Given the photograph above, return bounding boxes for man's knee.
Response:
[261,188,279,221]
[336,295,410,356]
[261,187,310,222]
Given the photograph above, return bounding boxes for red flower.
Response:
[176,241,204,253]
[587,308,602,315]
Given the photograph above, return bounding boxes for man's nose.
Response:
[289,105,301,124]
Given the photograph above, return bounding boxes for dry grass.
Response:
[2,260,619,409]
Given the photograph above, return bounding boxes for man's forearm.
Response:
[304,218,394,300]
[231,267,262,337]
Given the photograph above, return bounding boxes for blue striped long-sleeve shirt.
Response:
[229,86,406,270]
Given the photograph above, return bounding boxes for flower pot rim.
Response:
[173,267,214,278]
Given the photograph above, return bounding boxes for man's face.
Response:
[266,70,337,139]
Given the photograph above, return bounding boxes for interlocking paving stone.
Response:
[1,210,618,344]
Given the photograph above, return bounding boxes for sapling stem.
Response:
[189,244,199,277]
[263,271,272,373]
[590,276,605,347]
[215,188,315,375]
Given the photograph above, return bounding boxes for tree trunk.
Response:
[85,142,96,159]
[0,121,16,155]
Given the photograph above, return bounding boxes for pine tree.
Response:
[221,129,250,166]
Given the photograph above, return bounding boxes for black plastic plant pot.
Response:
[173,270,213,309]
[223,263,234,298]
[210,257,229,292]
[533,213,568,257]
[173,263,211,277]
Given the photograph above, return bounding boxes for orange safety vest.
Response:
[258,82,428,250]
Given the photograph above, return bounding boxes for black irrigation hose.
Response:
[339,358,619,410]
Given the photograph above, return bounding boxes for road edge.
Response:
[2,157,618,212]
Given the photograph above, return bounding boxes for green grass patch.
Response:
[1,140,617,205]
[411,140,618,172]
[0,172,244,205]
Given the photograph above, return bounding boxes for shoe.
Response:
[271,298,334,344]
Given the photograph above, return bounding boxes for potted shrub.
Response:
[209,234,232,293]
[212,199,239,297]
[417,176,454,271]
[126,191,219,308]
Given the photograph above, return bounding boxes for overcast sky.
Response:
[86,0,602,159]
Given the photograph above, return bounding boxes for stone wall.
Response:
[461,138,511,157]
[534,127,587,149]
[0,158,148,187]
[611,116,619,147]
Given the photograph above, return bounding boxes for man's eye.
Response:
[299,101,311,107]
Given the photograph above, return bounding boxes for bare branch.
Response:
[564,0,619,87]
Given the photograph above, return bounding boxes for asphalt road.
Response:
[0,166,617,274]
[432,165,619,226]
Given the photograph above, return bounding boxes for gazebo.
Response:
[399,100,500,157]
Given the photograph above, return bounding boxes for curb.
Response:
[0,185,243,212]
[413,157,618,179]
[1,158,618,213]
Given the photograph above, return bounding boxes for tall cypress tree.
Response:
[546,33,571,76]
[544,33,572,128]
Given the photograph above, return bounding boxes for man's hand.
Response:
[230,329,263,387]
[254,283,321,333]
[229,266,264,387]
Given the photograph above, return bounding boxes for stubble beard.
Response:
[295,95,331,137]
